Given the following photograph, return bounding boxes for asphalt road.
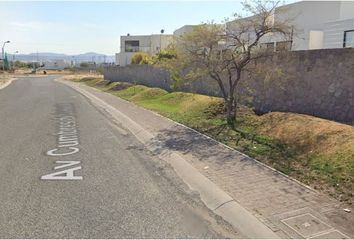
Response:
[0,76,239,238]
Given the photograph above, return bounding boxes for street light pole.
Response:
[12,51,18,70]
[2,40,10,71]
[13,51,18,62]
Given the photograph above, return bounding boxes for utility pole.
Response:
[12,51,18,70]
[2,40,10,71]
[159,29,164,53]
[12,51,18,62]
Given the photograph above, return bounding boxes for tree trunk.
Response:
[233,97,238,127]
[227,70,241,130]
[226,99,236,129]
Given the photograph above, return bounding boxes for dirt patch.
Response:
[63,73,103,81]
[108,82,133,91]
[94,80,111,87]
[0,74,15,90]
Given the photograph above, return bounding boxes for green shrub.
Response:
[156,49,177,61]
[140,55,153,64]
[80,62,89,68]
[14,61,29,68]
[131,52,150,64]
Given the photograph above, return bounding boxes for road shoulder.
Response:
[59,79,354,239]
[0,76,15,90]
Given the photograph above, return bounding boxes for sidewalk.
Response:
[66,80,353,239]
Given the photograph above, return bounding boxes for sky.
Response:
[1,0,300,56]
[0,1,249,55]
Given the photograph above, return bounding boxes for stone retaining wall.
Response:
[104,48,354,123]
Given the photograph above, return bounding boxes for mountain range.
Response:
[7,52,115,63]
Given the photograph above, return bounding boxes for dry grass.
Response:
[254,112,354,202]
[0,73,13,89]
[63,73,103,81]
[11,69,32,74]
[65,76,354,204]
[255,112,354,156]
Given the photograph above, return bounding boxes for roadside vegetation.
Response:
[130,3,293,129]
[0,74,12,88]
[66,75,354,205]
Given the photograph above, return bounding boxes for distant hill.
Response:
[8,52,115,63]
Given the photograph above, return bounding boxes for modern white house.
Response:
[226,1,354,51]
[115,34,174,66]
[41,60,70,70]
[173,25,199,37]
[115,1,354,65]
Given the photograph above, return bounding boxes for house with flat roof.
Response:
[173,25,199,37]
[115,1,354,65]
[226,1,354,51]
[41,60,70,70]
[115,34,174,66]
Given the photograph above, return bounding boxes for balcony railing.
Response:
[125,46,140,52]
[123,46,151,53]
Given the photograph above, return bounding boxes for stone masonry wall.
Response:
[251,49,354,123]
[104,48,354,123]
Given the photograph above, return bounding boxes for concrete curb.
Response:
[60,79,280,239]
[0,77,16,90]
[100,79,317,194]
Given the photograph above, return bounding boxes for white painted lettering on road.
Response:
[54,160,81,169]
[42,103,83,181]
[47,147,79,156]
[41,165,83,180]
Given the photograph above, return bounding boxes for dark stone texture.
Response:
[104,48,354,124]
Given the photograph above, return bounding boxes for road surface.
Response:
[0,76,239,238]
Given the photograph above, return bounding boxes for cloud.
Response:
[10,21,46,32]
[9,21,72,32]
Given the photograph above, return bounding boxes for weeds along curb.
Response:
[148,107,317,193]
[84,79,317,193]
[59,78,280,239]
[0,77,16,90]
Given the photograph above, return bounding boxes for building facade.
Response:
[226,1,354,51]
[42,60,70,70]
[173,25,199,37]
[115,1,354,65]
[115,34,174,66]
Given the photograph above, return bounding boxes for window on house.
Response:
[343,30,354,48]
[275,41,292,51]
[125,40,140,52]
[260,42,275,51]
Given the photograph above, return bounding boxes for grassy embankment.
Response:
[67,76,354,205]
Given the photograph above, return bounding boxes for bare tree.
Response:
[167,0,293,128]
